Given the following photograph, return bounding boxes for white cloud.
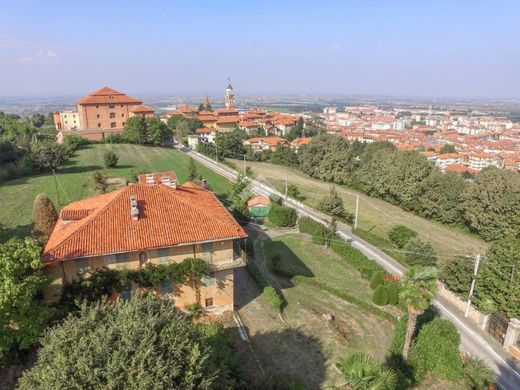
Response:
[0,34,33,47]
[18,50,58,64]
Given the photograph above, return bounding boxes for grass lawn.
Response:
[251,232,397,387]
[0,144,230,239]
[242,160,489,258]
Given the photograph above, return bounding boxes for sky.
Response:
[0,0,519,99]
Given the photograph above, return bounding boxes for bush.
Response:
[263,286,283,312]
[386,282,400,306]
[388,225,418,249]
[318,186,348,220]
[372,284,389,306]
[409,318,463,381]
[267,203,297,227]
[370,271,385,290]
[463,357,494,390]
[298,216,325,243]
[403,238,437,267]
[32,194,58,244]
[330,238,385,280]
[62,135,90,155]
[103,150,119,168]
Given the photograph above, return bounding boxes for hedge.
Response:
[372,285,388,306]
[267,203,297,227]
[298,216,385,280]
[409,318,463,381]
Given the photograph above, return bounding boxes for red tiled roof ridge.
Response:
[44,188,127,258]
[161,185,240,229]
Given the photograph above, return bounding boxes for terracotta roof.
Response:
[196,128,214,134]
[129,105,154,113]
[246,136,287,147]
[291,137,312,147]
[43,177,247,263]
[216,116,240,124]
[445,164,479,175]
[179,106,197,113]
[76,86,142,105]
[247,195,270,207]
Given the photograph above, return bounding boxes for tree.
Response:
[338,353,397,390]
[439,144,456,154]
[122,116,148,144]
[319,186,346,219]
[399,266,438,359]
[32,194,58,244]
[388,225,418,249]
[323,217,337,248]
[475,238,520,318]
[460,167,520,241]
[370,271,385,290]
[188,158,198,181]
[198,103,205,112]
[419,171,467,225]
[403,238,437,267]
[31,113,45,128]
[0,238,52,362]
[92,171,108,194]
[438,253,473,296]
[215,128,246,158]
[286,117,304,141]
[103,150,119,168]
[31,141,67,172]
[147,116,171,145]
[18,296,226,389]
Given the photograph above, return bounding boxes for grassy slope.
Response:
[0,144,230,239]
[243,160,489,257]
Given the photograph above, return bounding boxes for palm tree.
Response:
[338,353,397,390]
[399,266,438,359]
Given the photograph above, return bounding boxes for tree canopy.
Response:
[0,238,52,363]
[122,117,171,145]
[18,296,231,390]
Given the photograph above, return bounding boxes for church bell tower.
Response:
[225,78,235,109]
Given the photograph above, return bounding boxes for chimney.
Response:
[130,195,139,221]
[160,176,177,189]
[145,174,155,185]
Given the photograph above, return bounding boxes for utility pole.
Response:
[354,193,359,229]
[464,253,481,318]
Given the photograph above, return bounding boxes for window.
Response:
[202,242,213,263]
[97,114,100,118]
[96,105,99,109]
[205,297,214,307]
[138,251,149,267]
[121,113,125,117]
[110,122,116,128]
[122,122,125,127]
[109,104,115,109]
[98,123,101,128]
[120,104,124,108]
[110,112,116,119]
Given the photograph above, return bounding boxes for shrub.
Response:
[330,238,384,280]
[318,186,348,220]
[298,216,325,243]
[388,225,418,248]
[92,171,108,193]
[263,286,283,312]
[370,271,385,290]
[267,203,297,227]
[403,238,437,267]
[62,134,90,155]
[386,282,400,306]
[32,194,58,244]
[372,284,389,306]
[462,357,494,390]
[409,318,463,381]
[103,149,119,168]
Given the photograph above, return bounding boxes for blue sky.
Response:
[0,0,518,98]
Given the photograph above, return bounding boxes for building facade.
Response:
[43,172,247,312]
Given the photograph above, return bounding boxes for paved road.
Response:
[186,149,520,389]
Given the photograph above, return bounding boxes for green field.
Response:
[0,144,231,239]
[243,160,489,259]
